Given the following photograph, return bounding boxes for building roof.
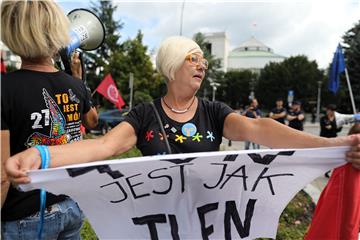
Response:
[229,51,284,58]
[229,36,285,59]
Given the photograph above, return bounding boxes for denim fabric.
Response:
[2,197,84,240]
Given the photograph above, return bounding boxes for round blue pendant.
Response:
[181,123,197,137]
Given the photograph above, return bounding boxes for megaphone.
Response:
[335,111,360,127]
[66,8,105,55]
[57,9,105,77]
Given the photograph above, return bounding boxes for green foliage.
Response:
[110,147,142,159]
[217,70,257,109]
[3,64,18,73]
[84,0,124,101]
[256,56,323,111]
[134,90,153,104]
[321,20,360,113]
[257,190,315,240]
[341,20,360,112]
[193,32,225,100]
[80,219,98,240]
[86,2,163,109]
[112,31,164,105]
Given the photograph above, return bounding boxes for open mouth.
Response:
[193,74,203,80]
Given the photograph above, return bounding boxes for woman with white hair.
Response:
[5,36,360,187]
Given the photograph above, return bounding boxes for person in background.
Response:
[287,100,305,131]
[242,98,261,149]
[1,1,98,239]
[269,98,287,124]
[320,104,342,138]
[311,106,317,124]
[5,36,360,203]
[320,104,342,177]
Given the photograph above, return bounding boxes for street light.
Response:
[179,0,185,36]
[316,80,322,123]
[210,82,220,101]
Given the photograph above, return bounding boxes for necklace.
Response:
[162,96,196,114]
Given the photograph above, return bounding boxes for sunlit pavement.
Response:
[222,122,351,204]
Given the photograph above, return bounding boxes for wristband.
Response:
[34,145,50,240]
[34,145,50,169]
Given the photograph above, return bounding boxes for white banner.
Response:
[21,147,348,239]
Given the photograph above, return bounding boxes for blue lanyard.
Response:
[34,145,50,240]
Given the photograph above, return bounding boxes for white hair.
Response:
[156,36,203,83]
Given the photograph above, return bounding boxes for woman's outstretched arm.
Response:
[6,121,137,184]
[223,113,360,168]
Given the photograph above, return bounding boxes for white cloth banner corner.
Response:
[21,146,348,239]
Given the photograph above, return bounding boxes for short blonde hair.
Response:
[1,0,70,59]
[156,36,203,82]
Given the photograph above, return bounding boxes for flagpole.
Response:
[344,68,357,114]
[91,89,97,97]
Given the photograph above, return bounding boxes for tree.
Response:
[216,70,256,109]
[108,31,164,105]
[341,20,360,112]
[86,1,163,108]
[256,56,324,111]
[193,32,224,100]
[84,1,124,108]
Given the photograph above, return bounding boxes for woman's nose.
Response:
[196,62,206,70]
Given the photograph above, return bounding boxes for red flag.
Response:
[1,52,6,74]
[305,163,360,240]
[96,74,125,110]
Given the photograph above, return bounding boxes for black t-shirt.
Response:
[320,115,341,138]
[244,108,261,119]
[124,98,234,156]
[270,107,286,124]
[288,109,304,131]
[1,69,91,221]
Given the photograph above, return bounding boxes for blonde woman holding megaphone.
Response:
[1,1,99,239]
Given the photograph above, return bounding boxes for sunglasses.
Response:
[185,53,209,69]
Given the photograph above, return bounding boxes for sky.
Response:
[58,0,360,69]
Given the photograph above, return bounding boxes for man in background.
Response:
[242,98,261,149]
[287,100,305,131]
[269,98,287,124]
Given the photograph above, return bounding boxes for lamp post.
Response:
[179,0,185,36]
[129,73,134,110]
[210,82,220,101]
[316,80,322,123]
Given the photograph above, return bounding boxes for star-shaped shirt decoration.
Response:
[145,130,154,142]
[158,132,169,141]
[175,134,187,143]
[206,131,215,142]
[192,132,203,142]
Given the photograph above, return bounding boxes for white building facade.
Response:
[204,32,285,73]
